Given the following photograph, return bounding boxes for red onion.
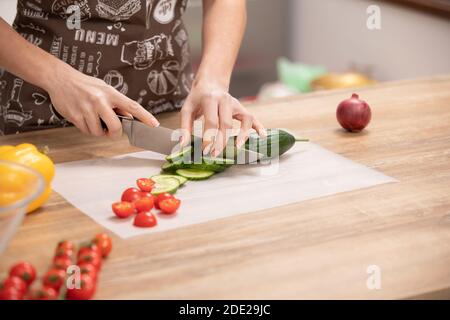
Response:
[336,93,371,132]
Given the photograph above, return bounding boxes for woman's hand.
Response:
[180,79,266,157]
[46,65,160,138]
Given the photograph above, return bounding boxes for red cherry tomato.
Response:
[112,201,135,218]
[28,286,58,300]
[57,240,75,251]
[136,178,155,192]
[42,269,66,291]
[121,187,142,202]
[1,276,27,294]
[159,198,181,214]
[77,250,102,270]
[9,262,36,286]
[92,233,112,258]
[133,196,154,212]
[66,274,96,300]
[53,256,73,270]
[77,242,102,258]
[0,286,24,300]
[77,262,98,282]
[55,247,75,259]
[154,192,174,210]
[134,212,157,228]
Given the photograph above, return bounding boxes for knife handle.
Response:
[100,115,132,130]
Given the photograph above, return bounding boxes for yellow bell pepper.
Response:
[0,143,55,213]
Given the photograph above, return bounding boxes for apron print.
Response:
[147,60,180,95]
[145,0,153,29]
[2,79,33,127]
[96,0,141,22]
[103,70,128,95]
[49,102,69,127]
[52,0,92,21]
[32,92,48,105]
[153,0,177,24]
[121,34,174,70]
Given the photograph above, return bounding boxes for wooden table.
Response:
[1,76,449,299]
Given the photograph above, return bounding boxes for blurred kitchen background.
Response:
[1,0,450,100]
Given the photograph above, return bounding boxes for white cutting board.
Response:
[52,143,396,238]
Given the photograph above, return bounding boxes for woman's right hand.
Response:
[46,65,160,138]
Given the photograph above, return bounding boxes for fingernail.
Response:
[154,120,160,127]
[260,128,267,138]
[212,148,220,158]
[203,144,212,156]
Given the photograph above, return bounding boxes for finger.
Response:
[180,99,194,147]
[252,117,267,138]
[112,92,159,127]
[114,108,133,118]
[235,111,253,149]
[99,106,123,139]
[84,108,104,137]
[201,97,219,155]
[73,116,89,136]
[211,96,233,157]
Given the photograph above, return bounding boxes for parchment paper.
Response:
[52,143,396,238]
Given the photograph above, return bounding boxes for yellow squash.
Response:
[0,143,55,213]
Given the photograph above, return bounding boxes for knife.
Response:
[102,116,263,163]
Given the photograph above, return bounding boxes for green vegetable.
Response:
[175,169,215,180]
[151,176,180,195]
[151,174,187,186]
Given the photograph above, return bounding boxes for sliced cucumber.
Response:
[151,174,187,186]
[165,146,192,163]
[151,176,180,195]
[176,169,215,180]
[202,156,235,165]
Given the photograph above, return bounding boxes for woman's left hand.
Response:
[180,79,266,157]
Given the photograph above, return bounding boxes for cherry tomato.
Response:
[9,262,36,286]
[77,242,102,258]
[55,247,75,259]
[0,286,24,300]
[57,240,76,251]
[28,286,58,300]
[66,274,96,300]
[136,178,155,192]
[133,196,154,212]
[121,187,142,202]
[92,233,112,258]
[159,198,181,215]
[42,269,66,291]
[112,201,135,218]
[77,250,102,270]
[53,256,73,270]
[134,212,157,228]
[154,192,174,210]
[1,276,27,294]
[77,262,98,282]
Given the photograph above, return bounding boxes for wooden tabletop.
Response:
[1,75,450,299]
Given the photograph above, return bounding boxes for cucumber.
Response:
[151,174,187,186]
[151,176,180,195]
[176,169,215,180]
[165,146,192,164]
[161,159,230,173]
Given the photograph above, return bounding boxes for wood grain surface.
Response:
[1,75,449,299]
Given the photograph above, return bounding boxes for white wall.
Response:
[290,0,450,81]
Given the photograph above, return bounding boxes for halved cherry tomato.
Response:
[28,286,58,300]
[134,196,154,213]
[1,276,27,294]
[134,212,157,228]
[92,233,112,258]
[42,268,66,291]
[159,198,181,215]
[9,262,36,286]
[78,262,98,282]
[66,274,96,300]
[121,187,142,202]
[53,256,73,270]
[77,250,102,270]
[0,286,24,300]
[136,178,155,192]
[154,192,174,210]
[112,201,135,218]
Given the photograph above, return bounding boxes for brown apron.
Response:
[0,0,193,135]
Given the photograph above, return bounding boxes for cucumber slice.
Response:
[151,176,180,195]
[151,174,187,186]
[202,156,235,165]
[166,146,192,163]
[175,169,215,180]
